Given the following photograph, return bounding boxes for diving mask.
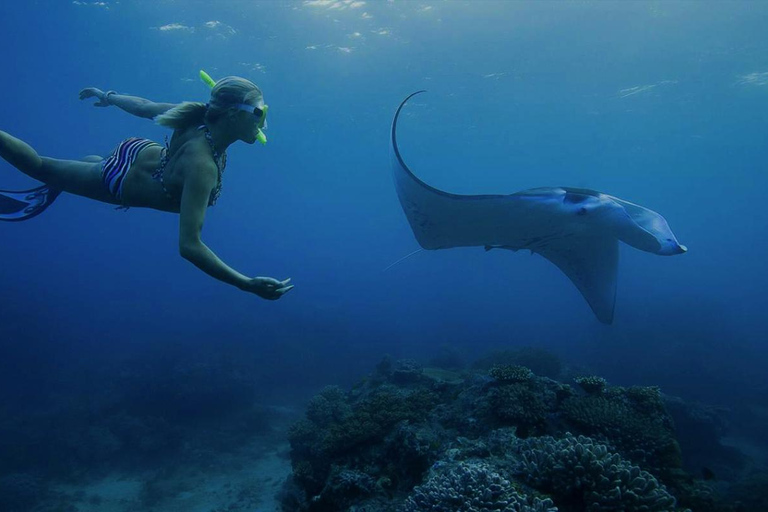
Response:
[200,69,268,145]
[236,103,269,131]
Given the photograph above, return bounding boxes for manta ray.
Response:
[391,91,686,324]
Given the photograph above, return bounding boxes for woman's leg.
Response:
[0,130,43,178]
[0,130,117,204]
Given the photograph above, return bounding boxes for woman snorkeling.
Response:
[0,73,293,300]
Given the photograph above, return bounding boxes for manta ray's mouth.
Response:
[659,242,688,255]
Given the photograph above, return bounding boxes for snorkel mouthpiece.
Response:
[199,69,268,145]
[256,105,268,145]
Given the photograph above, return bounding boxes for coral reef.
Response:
[375,357,427,385]
[488,383,548,436]
[560,386,682,473]
[514,434,683,512]
[490,365,534,383]
[574,376,607,395]
[0,341,754,512]
[287,378,441,504]
[282,355,720,512]
[306,386,353,427]
[401,461,558,512]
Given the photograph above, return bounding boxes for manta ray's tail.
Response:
[383,248,423,272]
[0,185,61,221]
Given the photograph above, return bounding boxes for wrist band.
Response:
[104,90,117,104]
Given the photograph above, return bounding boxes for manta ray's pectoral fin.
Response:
[534,235,619,324]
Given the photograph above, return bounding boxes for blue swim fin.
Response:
[0,185,61,221]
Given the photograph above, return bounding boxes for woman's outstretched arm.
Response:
[79,87,177,119]
[178,156,293,300]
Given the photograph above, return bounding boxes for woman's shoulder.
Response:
[173,136,217,174]
[172,128,209,157]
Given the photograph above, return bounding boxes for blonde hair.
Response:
[155,76,263,130]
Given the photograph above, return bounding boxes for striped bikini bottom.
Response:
[101,137,159,201]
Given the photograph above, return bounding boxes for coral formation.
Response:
[490,365,534,383]
[306,386,352,427]
[282,356,735,512]
[574,376,608,395]
[514,434,683,512]
[488,383,548,436]
[560,389,682,472]
[287,376,441,503]
[401,461,558,512]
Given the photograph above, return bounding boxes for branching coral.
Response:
[574,376,608,395]
[401,461,558,512]
[560,393,681,471]
[490,365,534,384]
[513,434,685,512]
[489,384,548,435]
[306,386,352,427]
[322,388,438,455]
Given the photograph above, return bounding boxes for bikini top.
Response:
[152,124,227,207]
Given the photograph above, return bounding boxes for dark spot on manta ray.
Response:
[577,207,587,215]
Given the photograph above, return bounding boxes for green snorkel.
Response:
[256,105,268,145]
[199,69,217,89]
[199,69,268,145]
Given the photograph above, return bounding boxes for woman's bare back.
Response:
[122,127,212,212]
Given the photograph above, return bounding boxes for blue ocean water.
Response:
[1,1,767,510]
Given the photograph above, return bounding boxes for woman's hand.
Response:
[242,277,294,300]
[78,87,112,107]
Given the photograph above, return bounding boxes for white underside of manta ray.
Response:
[391,91,687,324]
